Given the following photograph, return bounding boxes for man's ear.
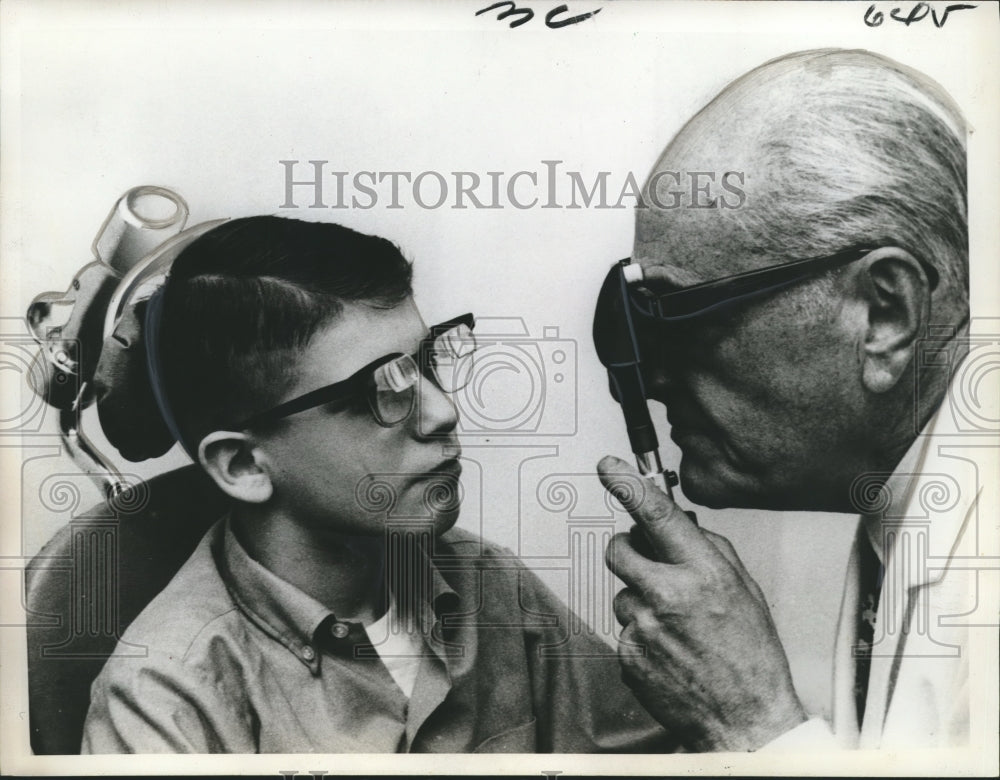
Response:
[198,431,273,504]
[856,247,932,394]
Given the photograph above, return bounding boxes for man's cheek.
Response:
[678,440,726,498]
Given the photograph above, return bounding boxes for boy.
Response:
[82,216,671,753]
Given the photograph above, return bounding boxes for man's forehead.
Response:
[632,207,765,287]
[633,93,788,285]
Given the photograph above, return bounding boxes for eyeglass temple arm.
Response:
[642,247,877,318]
[593,260,678,499]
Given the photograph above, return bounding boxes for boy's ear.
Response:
[198,431,273,504]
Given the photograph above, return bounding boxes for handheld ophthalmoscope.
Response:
[593,258,679,499]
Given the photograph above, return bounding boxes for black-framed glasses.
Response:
[237,313,476,430]
[627,246,939,322]
[591,245,940,490]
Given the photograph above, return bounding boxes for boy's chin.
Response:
[430,508,461,537]
[380,505,461,538]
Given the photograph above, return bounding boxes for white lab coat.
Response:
[770,382,994,750]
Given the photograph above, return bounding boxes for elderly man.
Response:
[596,48,981,751]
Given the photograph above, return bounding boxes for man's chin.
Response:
[679,458,759,510]
[680,461,822,511]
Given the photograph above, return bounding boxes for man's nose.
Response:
[413,376,459,438]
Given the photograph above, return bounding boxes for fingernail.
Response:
[598,454,622,472]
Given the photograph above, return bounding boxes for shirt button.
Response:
[330,622,350,639]
[301,645,315,661]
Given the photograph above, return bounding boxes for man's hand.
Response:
[598,455,806,752]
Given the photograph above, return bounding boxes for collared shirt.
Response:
[82,520,673,753]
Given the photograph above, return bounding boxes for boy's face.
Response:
[254,297,463,538]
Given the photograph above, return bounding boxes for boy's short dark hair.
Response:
[159,216,413,449]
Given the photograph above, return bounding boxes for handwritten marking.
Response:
[476,1,602,29]
[864,2,977,28]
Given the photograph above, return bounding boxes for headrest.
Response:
[92,298,176,462]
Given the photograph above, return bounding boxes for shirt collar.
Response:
[214,516,458,671]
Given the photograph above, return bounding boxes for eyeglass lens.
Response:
[369,322,477,425]
[429,322,476,392]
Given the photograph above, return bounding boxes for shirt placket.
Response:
[401,601,455,751]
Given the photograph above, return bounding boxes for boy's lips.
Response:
[429,457,463,477]
[422,457,464,514]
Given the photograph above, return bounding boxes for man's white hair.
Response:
[720,49,968,316]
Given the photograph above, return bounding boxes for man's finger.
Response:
[605,532,670,594]
[598,454,706,564]
[701,528,753,587]
[702,529,741,568]
[628,523,656,560]
[701,529,770,607]
[612,586,642,626]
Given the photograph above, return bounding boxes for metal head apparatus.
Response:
[592,258,679,498]
[24,187,190,495]
[25,186,225,497]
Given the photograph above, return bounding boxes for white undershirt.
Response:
[363,597,425,698]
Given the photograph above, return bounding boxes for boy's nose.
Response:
[413,376,459,438]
